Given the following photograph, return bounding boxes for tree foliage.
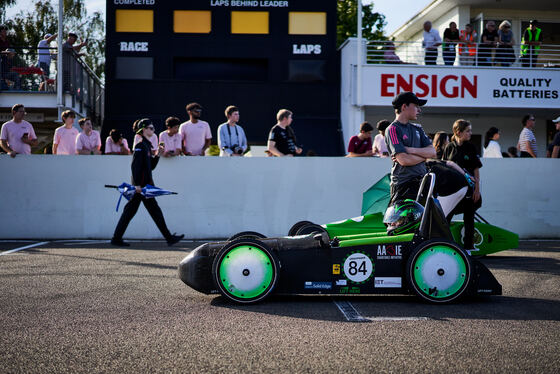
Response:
[337,0,386,47]
[4,0,105,80]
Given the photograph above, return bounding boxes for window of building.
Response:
[116,57,153,79]
[231,11,269,34]
[115,10,154,33]
[289,12,327,35]
[174,10,212,33]
[288,60,326,82]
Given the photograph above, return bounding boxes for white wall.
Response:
[0,156,558,239]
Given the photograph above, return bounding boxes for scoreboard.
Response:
[104,0,341,155]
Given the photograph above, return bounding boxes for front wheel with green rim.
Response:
[212,239,279,304]
[406,240,472,303]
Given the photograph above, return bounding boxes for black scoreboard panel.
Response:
[104,0,342,156]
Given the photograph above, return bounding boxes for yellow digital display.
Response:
[231,11,269,34]
[116,9,154,33]
[174,10,212,33]
[289,12,327,35]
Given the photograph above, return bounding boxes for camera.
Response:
[231,145,243,155]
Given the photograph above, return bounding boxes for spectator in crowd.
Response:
[52,110,79,155]
[373,120,390,157]
[105,129,130,155]
[479,21,498,66]
[37,33,57,90]
[507,146,518,158]
[383,41,413,64]
[133,119,157,155]
[218,105,248,157]
[483,127,502,158]
[179,102,211,156]
[0,104,38,157]
[267,109,302,157]
[422,21,441,65]
[110,118,183,247]
[1,47,20,90]
[496,20,515,67]
[76,117,101,155]
[550,116,560,159]
[518,114,538,158]
[432,131,449,159]
[520,20,542,68]
[442,119,482,253]
[459,23,477,66]
[385,92,435,204]
[442,22,460,66]
[347,121,374,157]
[159,116,182,157]
[62,32,87,91]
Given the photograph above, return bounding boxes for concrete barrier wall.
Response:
[1,156,558,239]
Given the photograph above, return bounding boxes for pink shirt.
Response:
[134,133,158,151]
[76,130,101,152]
[53,126,79,155]
[179,120,212,156]
[159,130,182,153]
[105,137,130,154]
[0,120,37,155]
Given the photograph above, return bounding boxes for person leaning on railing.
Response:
[459,23,477,66]
[520,20,542,68]
[496,21,516,67]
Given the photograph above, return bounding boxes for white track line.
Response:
[333,299,431,322]
[332,300,369,322]
[0,241,49,256]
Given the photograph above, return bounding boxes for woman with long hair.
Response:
[432,131,448,159]
[483,126,502,158]
[442,119,483,252]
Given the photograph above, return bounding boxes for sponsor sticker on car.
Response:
[304,281,332,290]
[374,277,402,288]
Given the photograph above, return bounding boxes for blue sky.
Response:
[7,0,432,36]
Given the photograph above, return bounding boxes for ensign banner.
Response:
[362,66,559,108]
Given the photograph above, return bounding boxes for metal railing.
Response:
[0,46,104,124]
[366,40,560,68]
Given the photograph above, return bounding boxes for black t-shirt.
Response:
[482,29,498,45]
[442,141,483,175]
[443,29,459,43]
[268,124,297,155]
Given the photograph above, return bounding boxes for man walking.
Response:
[385,92,436,204]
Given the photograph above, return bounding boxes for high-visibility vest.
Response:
[459,30,477,56]
[521,27,542,56]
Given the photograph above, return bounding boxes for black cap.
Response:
[392,92,427,109]
[529,20,538,25]
[136,118,153,134]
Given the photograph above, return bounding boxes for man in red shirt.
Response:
[347,122,374,157]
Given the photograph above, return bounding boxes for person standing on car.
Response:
[111,118,183,247]
[385,92,436,205]
[218,105,248,157]
[267,109,302,157]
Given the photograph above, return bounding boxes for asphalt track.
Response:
[1,239,559,373]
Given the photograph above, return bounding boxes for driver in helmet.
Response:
[383,199,424,236]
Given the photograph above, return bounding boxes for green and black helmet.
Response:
[383,199,424,236]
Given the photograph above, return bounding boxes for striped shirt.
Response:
[518,127,537,156]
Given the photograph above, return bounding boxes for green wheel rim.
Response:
[218,245,274,299]
[412,245,468,299]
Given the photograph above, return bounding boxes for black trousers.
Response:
[113,193,172,241]
[425,48,438,65]
[390,178,422,206]
[447,194,482,249]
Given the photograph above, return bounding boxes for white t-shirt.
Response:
[179,120,212,156]
[53,126,79,155]
[38,39,52,64]
[483,140,502,158]
[0,120,37,155]
[372,133,389,157]
[423,28,442,49]
[518,127,537,156]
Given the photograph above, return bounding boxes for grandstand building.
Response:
[340,0,560,156]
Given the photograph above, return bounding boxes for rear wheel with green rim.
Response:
[212,239,279,303]
[406,240,472,303]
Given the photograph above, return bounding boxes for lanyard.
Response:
[226,124,239,146]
